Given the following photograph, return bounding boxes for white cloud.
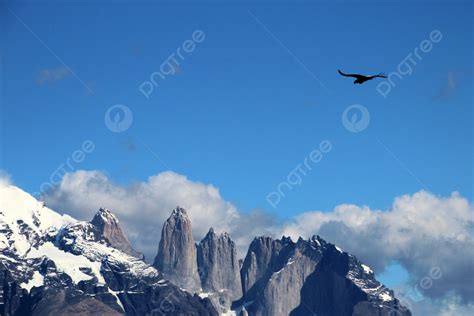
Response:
[279,191,474,304]
[41,170,474,314]
[36,67,71,85]
[438,294,474,316]
[44,170,239,261]
[407,293,474,316]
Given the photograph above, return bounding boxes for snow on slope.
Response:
[57,220,159,279]
[0,184,74,231]
[0,184,75,256]
[346,259,395,303]
[20,271,44,292]
[27,242,104,284]
[0,183,160,297]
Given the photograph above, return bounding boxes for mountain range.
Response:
[0,184,411,315]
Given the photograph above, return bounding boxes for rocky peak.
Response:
[310,234,327,246]
[153,207,201,292]
[90,208,144,259]
[91,208,117,226]
[171,206,188,217]
[197,228,242,299]
[235,235,410,316]
[206,227,216,237]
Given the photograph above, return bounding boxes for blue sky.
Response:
[2,1,471,217]
[1,1,473,312]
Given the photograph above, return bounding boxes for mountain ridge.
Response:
[0,185,217,316]
[0,183,411,316]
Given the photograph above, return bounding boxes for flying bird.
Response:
[338,69,387,84]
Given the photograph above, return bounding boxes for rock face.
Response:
[153,210,243,314]
[90,208,144,259]
[0,264,31,316]
[154,207,201,292]
[197,228,242,313]
[240,236,293,296]
[290,238,410,316]
[236,235,411,316]
[236,236,314,316]
[29,289,124,316]
[197,228,242,298]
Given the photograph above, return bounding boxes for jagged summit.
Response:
[202,227,231,240]
[197,226,242,299]
[154,205,201,292]
[91,207,117,225]
[154,209,242,314]
[236,234,410,316]
[89,207,144,259]
[171,206,188,216]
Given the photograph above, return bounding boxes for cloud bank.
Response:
[280,191,474,306]
[43,170,239,261]
[40,170,473,314]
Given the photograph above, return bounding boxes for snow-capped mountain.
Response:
[0,184,217,315]
[0,183,411,316]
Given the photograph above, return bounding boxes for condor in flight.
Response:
[338,69,387,84]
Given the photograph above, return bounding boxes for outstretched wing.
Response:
[338,69,362,79]
[370,72,387,79]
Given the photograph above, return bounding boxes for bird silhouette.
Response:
[338,69,387,84]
